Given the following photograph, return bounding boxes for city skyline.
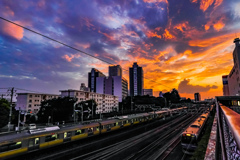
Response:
[0,0,240,99]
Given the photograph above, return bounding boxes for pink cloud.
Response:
[2,21,24,40]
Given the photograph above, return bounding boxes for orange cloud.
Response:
[98,30,115,41]
[213,20,225,31]
[190,0,198,3]
[146,30,162,39]
[75,42,90,49]
[163,29,176,40]
[143,0,168,3]
[122,32,238,99]
[198,0,223,12]
[2,21,24,40]
[200,0,215,12]
[174,21,190,32]
[188,32,237,47]
[204,16,225,31]
[62,54,81,62]
[205,24,210,31]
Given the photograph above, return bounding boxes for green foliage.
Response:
[37,97,77,123]
[0,99,10,128]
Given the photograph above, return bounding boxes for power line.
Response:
[0,17,172,90]
[15,88,47,94]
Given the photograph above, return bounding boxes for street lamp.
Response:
[48,116,51,126]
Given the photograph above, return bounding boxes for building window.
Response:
[29,104,32,107]
[29,100,32,103]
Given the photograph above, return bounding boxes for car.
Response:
[28,124,36,130]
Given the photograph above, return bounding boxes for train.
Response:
[0,107,187,159]
[181,110,210,155]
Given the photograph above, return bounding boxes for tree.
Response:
[0,99,10,128]
[37,97,77,123]
[170,88,181,103]
[75,100,97,120]
[163,92,171,107]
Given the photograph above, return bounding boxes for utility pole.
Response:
[131,96,133,111]
[92,94,93,119]
[8,87,15,132]
[81,103,83,124]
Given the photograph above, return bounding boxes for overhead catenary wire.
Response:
[0,17,172,90]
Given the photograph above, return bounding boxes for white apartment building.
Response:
[60,89,119,114]
[16,93,59,114]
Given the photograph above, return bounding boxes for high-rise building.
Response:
[129,62,144,96]
[227,38,240,95]
[222,75,229,96]
[109,65,122,77]
[194,93,201,102]
[96,65,128,102]
[88,68,106,92]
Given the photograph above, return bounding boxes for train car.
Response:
[100,118,123,133]
[181,112,209,155]
[0,107,187,159]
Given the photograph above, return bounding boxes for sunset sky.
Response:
[1,0,240,100]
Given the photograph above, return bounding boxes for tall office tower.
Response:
[96,65,128,102]
[194,93,201,102]
[129,62,144,96]
[88,68,106,92]
[109,65,122,76]
[222,75,229,96]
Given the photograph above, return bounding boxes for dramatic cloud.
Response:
[178,79,218,94]
[1,21,24,40]
[0,0,239,100]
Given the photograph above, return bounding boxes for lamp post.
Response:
[48,116,51,126]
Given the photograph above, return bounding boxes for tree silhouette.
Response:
[0,99,10,128]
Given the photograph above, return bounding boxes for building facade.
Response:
[194,93,201,102]
[88,68,106,92]
[96,65,128,102]
[222,75,230,96]
[109,65,122,77]
[16,93,59,114]
[143,89,153,96]
[60,89,119,114]
[226,38,240,96]
[129,62,144,96]
[80,83,90,92]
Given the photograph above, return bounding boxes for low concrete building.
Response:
[60,89,119,114]
[143,89,153,96]
[16,93,59,114]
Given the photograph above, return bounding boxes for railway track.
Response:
[124,112,201,160]
[67,113,198,160]
[27,113,181,160]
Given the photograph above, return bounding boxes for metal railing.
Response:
[216,101,240,160]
